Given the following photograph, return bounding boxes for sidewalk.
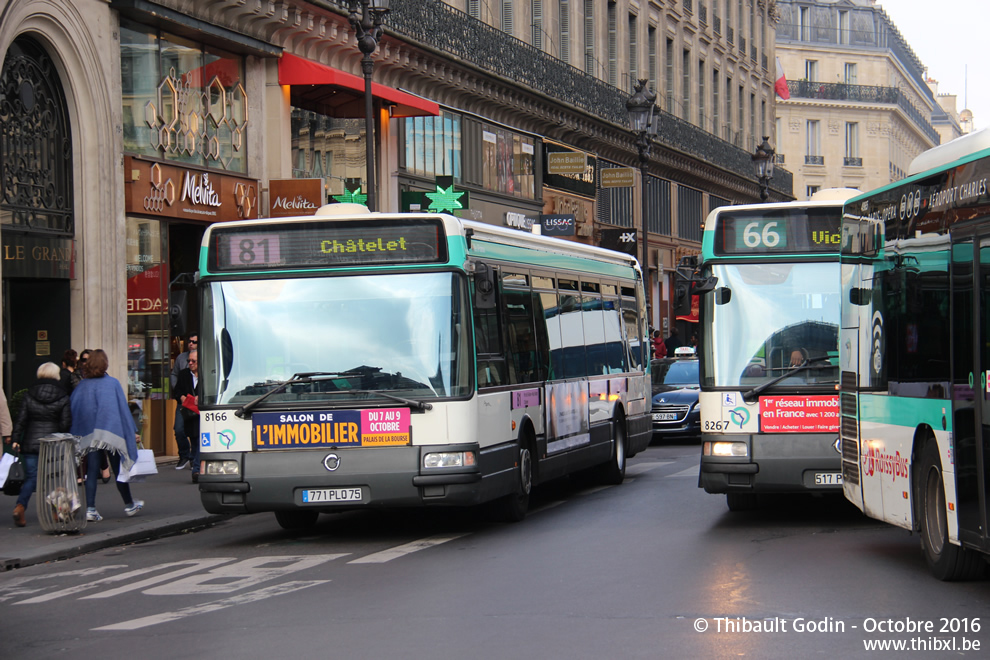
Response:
[0,457,227,570]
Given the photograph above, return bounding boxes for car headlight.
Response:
[423,451,477,468]
[703,441,749,457]
[203,460,240,476]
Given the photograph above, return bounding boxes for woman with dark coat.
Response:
[9,362,72,527]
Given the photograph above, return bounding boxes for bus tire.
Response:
[916,441,987,581]
[726,492,759,512]
[489,439,533,523]
[598,416,627,485]
[275,509,319,530]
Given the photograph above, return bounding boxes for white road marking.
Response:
[348,534,468,564]
[93,580,328,631]
[670,465,700,478]
[625,461,672,476]
[0,565,127,602]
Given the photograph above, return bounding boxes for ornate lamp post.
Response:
[751,136,775,202]
[348,0,390,211]
[625,79,660,314]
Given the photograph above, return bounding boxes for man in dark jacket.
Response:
[173,349,200,483]
[8,362,72,527]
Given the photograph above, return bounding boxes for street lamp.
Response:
[751,136,775,202]
[625,79,660,313]
[348,0,390,211]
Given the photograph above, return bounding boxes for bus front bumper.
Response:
[698,433,843,494]
[197,443,504,515]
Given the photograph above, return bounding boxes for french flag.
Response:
[775,57,790,100]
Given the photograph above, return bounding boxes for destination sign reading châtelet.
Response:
[209,218,448,271]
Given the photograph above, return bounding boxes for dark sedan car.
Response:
[651,349,701,442]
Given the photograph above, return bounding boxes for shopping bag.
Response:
[117,449,158,483]
[2,456,25,496]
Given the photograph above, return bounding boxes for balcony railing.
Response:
[699,4,707,24]
[844,157,863,167]
[805,155,825,165]
[684,0,693,12]
[786,81,939,144]
[714,16,721,35]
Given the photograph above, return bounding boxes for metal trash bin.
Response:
[36,434,86,533]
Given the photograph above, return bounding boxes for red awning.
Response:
[278,53,439,118]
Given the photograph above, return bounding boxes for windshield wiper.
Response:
[234,372,352,418]
[334,389,434,412]
[741,357,833,403]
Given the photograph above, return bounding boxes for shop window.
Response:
[481,125,535,199]
[403,112,462,181]
[120,19,246,172]
[291,108,364,200]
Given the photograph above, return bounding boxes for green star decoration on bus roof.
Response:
[425,184,466,212]
[332,188,368,205]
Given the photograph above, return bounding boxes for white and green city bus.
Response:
[693,189,860,511]
[194,204,652,529]
[840,129,990,579]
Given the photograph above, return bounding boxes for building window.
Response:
[648,26,657,95]
[468,0,480,19]
[712,69,720,138]
[698,60,705,128]
[560,0,570,63]
[738,85,744,146]
[501,0,513,35]
[402,111,462,181]
[584,0,595,75]
[677,185,704,242]
[844,63,858,85]
[800,6,810,41]
[120,19,246,173]
[607,1,617,87]
[806,120,822,164]
[805,60,818,82]
[682,49,691,120]
[533,1,544,50]
[628,13,638,91]
[724,76,732,141]
[806,185,820,199]
[665,38,675,112]
[839,10,850,45]
[844,122,862,166]
[481,125,535,199]
[293,110,365,198]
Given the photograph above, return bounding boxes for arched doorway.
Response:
[0,36,75,397]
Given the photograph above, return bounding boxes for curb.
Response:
[0,513,230,570]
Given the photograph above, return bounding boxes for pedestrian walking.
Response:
[70,349,143,522]
[8,362,71,527]
[664,326,683,354]
[170,334,197,470]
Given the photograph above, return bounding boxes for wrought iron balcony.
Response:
[684,0,693,12]
[786,81,939,144]
[844,157,863,167]
[805,155,825,165]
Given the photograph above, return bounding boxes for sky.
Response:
[878,0,985,131]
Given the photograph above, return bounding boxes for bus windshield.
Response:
[201,271,472,406]
[701,261,839,388]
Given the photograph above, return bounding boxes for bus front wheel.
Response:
[916,441,986,580]
[489,440,533,522]
[275,509,319,530]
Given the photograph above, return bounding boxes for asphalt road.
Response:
[1,442,987,659]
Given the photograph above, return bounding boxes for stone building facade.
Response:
[0,0,790,454]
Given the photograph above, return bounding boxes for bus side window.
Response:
[474,299,507,388]
[503,288,537,384]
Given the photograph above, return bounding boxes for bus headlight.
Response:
[202,460,240,476]
[703,441,749,457]
[423,451,477,469]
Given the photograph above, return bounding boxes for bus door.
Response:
[950,232,989,551]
